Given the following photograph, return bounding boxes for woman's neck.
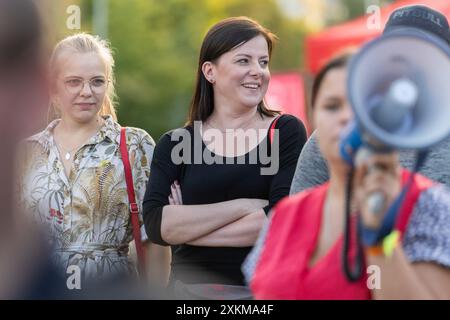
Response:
[318,165,350,245]
[54,115,104,147]
[328,168,348,199]
[327,162,357,217]
[58,115,102,134]
[208,102,259,130]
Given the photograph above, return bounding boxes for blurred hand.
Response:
[353,150,402,230]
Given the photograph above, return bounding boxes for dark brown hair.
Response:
[311,50,356,108]
[187,16,279,126]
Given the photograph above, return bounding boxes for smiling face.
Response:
[314,67,353,165]
[52,51,108,124]
[204,35,270,111]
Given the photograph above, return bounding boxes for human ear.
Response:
[201,61,216,84]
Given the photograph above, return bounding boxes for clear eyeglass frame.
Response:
[62,77,110,95]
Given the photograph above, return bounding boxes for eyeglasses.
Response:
[62,77,109,95]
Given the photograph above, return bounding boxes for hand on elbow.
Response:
[238,198,269,215]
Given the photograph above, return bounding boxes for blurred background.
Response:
[40,0,450,141]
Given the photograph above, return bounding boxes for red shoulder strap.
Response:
[269,115,281,145]
[120,127,146,278]
[395,170,435,236]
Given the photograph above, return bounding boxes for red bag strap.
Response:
[269,115,281,145]
[120,127,146,278]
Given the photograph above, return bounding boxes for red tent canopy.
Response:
[306,0,450,74]
[265,72,309,133]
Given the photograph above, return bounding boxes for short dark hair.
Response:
[187,17,280,126]
[311,51,354,108]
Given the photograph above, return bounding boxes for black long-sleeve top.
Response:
[143,114,307,285]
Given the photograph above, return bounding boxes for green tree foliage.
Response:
[50,0,398,140]
[67,0,308,140]
[338,0,394,21]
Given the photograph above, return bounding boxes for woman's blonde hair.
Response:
[48,33,117,122]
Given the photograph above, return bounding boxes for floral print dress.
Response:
[19,115,155,281]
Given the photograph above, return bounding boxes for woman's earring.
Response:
[210,78,216,84]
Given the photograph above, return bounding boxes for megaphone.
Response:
[341,29,450,165]
[339,28,450,282]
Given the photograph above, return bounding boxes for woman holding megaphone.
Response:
[243,51,450,299]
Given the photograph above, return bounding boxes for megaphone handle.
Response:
[367,190,386,216]
[355,147,388,216]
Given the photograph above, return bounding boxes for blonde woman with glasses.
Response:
[19,33,169,286]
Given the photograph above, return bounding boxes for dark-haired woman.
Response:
[143,17,306,298]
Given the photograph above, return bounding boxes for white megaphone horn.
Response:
[340,28,450,214]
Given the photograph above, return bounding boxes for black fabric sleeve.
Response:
[262,114,307,215]
[143,130,184,246]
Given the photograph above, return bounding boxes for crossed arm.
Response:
[161,181,268,247]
